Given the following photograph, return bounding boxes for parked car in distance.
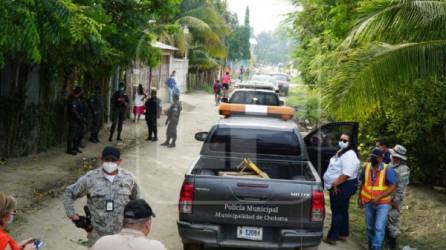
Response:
[271,73,290,96]
[251,74,279,93]
[235,80,276,92]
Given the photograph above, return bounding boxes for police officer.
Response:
[386,145,410,250]
[78,91,88,148]
[63,146,140,247]
[67,87,83,155]
[161,94,182,148]
[89,86,103,143]
[144,90,162,142]
[109,82,129,142]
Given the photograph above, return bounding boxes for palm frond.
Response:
[344,0,446,47]
[325,40,446,119]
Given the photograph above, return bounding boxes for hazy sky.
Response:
[226,0,296,35]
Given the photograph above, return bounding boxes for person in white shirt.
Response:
[322,133,360,245]
[133,84,147,123]
[92,199,167,250]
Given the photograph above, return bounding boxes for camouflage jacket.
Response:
[63,168,140,235]
[391,162,410,205]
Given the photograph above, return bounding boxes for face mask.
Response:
[103,162,118,174]
[7,214,14,225]
[371,157,379,166]
[338,140,349,149]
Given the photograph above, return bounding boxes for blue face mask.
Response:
[338,140,349,149]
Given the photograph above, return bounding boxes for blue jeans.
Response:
[167,87,174,103]
[327,179,357,240]
[364,203,391,250]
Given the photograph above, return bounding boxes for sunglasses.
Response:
[339,139,348,143]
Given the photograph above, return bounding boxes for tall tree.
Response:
[244,6,250,26]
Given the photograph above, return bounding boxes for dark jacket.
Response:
[67,95,82,123]
[111,90,129,111]
[145,97,162,119]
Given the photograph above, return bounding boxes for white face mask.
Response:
[7,214,14,225]
[103,162,118,174]
[338,140,349,149]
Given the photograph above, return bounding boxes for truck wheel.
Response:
[183,243,203,250]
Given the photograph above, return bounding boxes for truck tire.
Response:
[183,243,203,250]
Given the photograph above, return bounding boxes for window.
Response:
[208,128,301,156]
[229,92,279,105]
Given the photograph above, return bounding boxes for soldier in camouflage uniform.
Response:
[63,146,140,247]
[386,145,410,250]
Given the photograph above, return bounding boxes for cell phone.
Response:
[34,239,43,250]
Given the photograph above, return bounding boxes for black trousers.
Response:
[166,122,178,144]
[90,114,102,139]
[146,116,158,139]
[67,122,80,151]
[110,109,125,138]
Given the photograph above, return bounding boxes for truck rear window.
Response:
[230,92,279,106]
[208,128,301,156]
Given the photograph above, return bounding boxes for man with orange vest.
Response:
[358,148,398,250]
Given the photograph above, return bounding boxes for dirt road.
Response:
[9,92,361,250]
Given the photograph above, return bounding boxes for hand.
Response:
[22,243,36,250]
[370,197,381,204]
[358,199,364,209]
[331,185,339,195]
[19,239,36,250]
[70,214,80,221]
[391,201,400,210]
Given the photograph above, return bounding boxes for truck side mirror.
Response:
[279,100,285,106]
[195,132,209,142]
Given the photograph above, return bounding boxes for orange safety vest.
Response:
[360,163,391,204]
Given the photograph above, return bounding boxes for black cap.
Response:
[124,199,156,219]
[102,146,120,161]
[370,147,384,158]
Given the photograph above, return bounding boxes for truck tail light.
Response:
[311,191,325,222]
[179,183,194,214]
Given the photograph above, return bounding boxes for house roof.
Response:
[152,41,178,51]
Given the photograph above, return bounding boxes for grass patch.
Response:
[337,186,446,250]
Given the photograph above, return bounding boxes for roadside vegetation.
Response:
[288,1,446,248]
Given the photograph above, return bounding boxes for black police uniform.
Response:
[77,96,88,148]
[144,97,161,141]
[88,94,103,142]
[67,95,82,154]
[109,89,129,141]
[163,101,182,147]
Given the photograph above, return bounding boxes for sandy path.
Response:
[8,92,361,250]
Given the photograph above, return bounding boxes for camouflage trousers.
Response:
[87,229,108,248]
[386,207,401,238]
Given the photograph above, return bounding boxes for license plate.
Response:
[237,226,263,241]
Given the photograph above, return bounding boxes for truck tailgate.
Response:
[183,176,315,228]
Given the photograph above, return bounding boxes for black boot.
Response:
[161,141,169,146]
[89,136,97,143]
[388,237,398,250]
[168,143,176,148]
[117,132,122,141]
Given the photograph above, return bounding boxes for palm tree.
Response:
[161,0,230,71]
[324,0,446,119]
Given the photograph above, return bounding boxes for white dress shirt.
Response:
[323,149,360,190]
